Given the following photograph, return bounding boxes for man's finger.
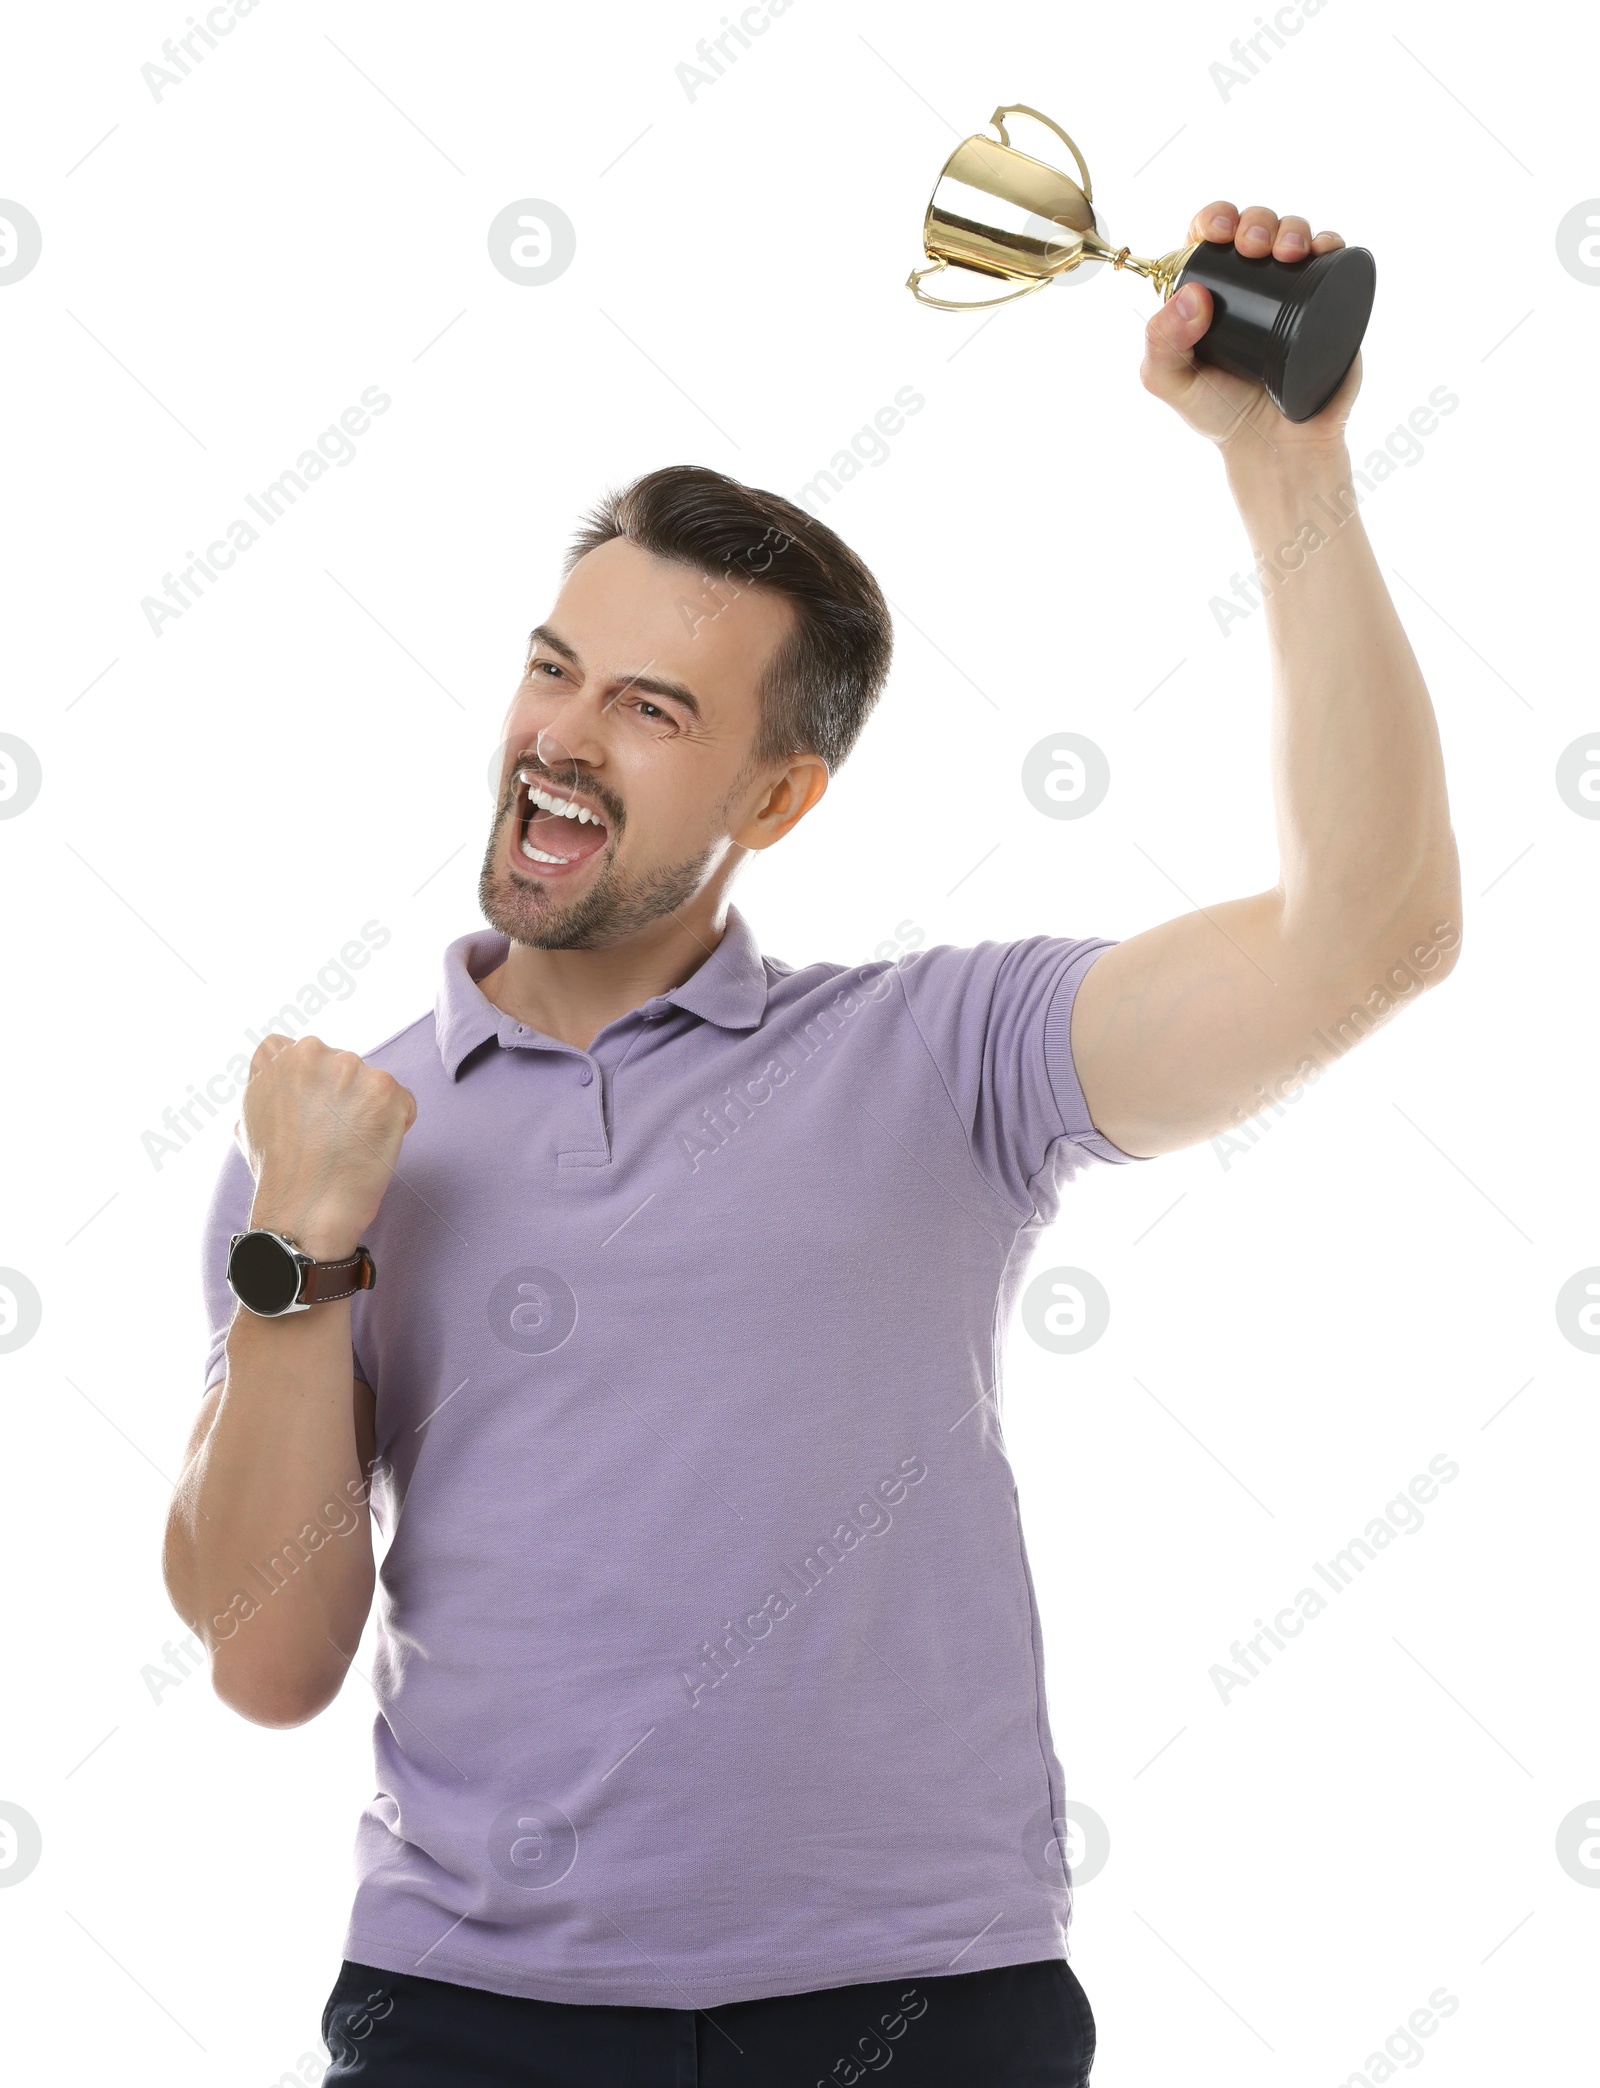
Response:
[1190,200,1238,244]
[1273,215,1313,261]
[1235,206,1279,255]
[1309,229,1346,254]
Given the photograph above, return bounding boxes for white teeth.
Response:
[520,836,568,864]
[517,772,603,828]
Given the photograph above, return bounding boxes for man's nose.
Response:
[535,722,590,779]
[529,698,607,779]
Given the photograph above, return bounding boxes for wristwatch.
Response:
[227,1229,377,1318]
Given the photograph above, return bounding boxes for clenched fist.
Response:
[236,1034,416,1260]
[1141,200,1359,452]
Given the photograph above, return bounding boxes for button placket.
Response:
[557,1050,611,1167]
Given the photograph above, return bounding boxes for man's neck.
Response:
[476,898,730,1051]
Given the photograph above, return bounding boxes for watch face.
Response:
[228,1231,303,1316]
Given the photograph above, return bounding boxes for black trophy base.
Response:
[1173,241,1376,423]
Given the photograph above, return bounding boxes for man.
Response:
[164,201,1459,2087]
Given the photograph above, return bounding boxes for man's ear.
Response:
[731,757,830,853]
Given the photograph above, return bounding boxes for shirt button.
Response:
[578,1065,593,1085]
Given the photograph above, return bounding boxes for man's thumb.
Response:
[1140,281,1211,398]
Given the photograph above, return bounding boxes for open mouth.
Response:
[511,766,611,877]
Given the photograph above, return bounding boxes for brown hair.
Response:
[563,464,893,773]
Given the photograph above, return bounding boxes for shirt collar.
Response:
[434,906,769,1077]
[662,906,768,1032]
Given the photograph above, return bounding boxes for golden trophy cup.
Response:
[907,104,1375,423]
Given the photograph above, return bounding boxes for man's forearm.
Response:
[1223,439,1460,954]
[164,1300,376,1726]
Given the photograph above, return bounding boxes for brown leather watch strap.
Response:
[297,1245,377,1305]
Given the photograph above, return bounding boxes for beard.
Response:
[477,788,718,951]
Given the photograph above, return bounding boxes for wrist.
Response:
[1222,434,1352,505]
[1222,437,1360,553]
[247,1195,362,1263]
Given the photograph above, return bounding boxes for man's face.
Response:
[479,537,804,949]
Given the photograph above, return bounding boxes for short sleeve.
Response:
[199,1144,377,1393]
[894,936,1149,1216]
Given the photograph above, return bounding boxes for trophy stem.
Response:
[1081,236,1201,299]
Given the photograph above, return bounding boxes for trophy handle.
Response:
[905,257,1053,311]
[989,104,1094,206]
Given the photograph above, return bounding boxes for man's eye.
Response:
[528,659,563,678]
[626,698,679,730]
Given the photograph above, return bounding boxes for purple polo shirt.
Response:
[199,908,1143,2009]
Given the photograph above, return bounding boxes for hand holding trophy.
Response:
[907,105,1374,425]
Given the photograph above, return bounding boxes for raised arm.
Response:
[1071,201,1461,1159]
[163,1036,414,1725]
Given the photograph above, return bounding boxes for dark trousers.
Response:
[322,1953,1096,2086]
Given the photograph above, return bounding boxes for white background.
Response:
[2,0,1596,2080]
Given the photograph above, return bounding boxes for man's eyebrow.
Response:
[526,625,703,720]
[527,623,580,666]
